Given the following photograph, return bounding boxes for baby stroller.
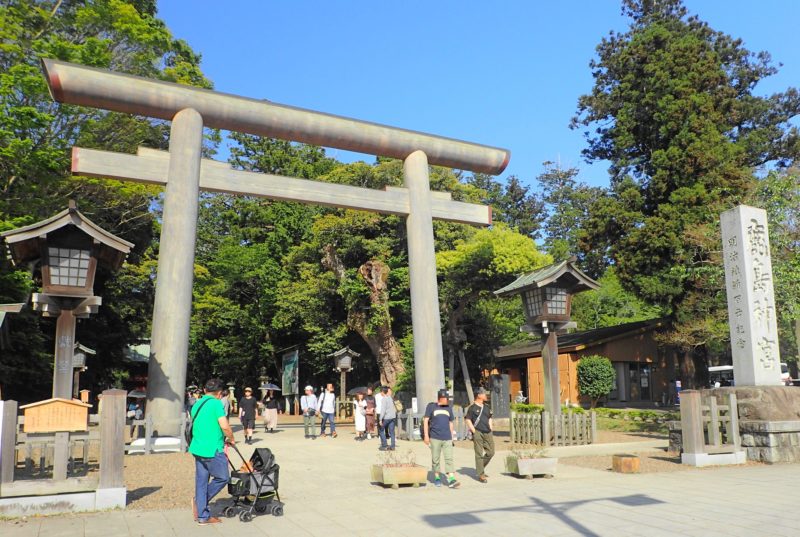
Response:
[223,445,284,522]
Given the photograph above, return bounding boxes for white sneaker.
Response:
[367,434,372,440]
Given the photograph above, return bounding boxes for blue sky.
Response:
[157,1,799,190]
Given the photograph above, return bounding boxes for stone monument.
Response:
[720,204,782,386]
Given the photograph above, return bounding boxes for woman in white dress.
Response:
[353,392,367,441]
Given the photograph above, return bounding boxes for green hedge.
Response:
[511,403,586,414]
[593,407,678,422]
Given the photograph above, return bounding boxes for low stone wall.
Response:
[740,421,800,463]
[667,420,800,463]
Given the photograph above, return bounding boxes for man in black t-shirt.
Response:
[466,387,494,483]
[238,387,258,444]
[423,389,460,488]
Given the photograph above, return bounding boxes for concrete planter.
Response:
[370,464,427,488]
[505,456,557,478]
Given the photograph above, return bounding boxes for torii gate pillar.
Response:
[146,109,203,435]
[404,151,446,406]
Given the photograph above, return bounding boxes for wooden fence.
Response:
[510,410,597,446]
[680,391,740,455]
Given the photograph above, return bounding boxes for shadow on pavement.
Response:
[421,493,666,535]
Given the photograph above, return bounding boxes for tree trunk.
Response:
[678,349,704,390]
[322,246,404,386]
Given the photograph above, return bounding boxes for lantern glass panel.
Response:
[48,247,91,287]
[523,289,543,319]
[545,286,568,315]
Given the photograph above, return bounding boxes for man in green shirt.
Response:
[189,378,235,525]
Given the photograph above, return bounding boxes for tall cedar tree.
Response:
[571,0,799,386]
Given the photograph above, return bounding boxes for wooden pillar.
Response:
[680,390,704,455]
[52,431,69,481]
[542,331,561,415]
[99,389,126,489]
[53,309,77,399]
[0,400,18,488]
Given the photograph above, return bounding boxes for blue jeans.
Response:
[379,418,396,448]
[194,450,229,522]
[320,412,336,434]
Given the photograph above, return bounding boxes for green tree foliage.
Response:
[0,0,211,401]
[466,173,544,239]
[571,0,799,385]
[437,224,551,389]
[571,268,665,330]
[535,161,604,270]
[751,168,800,363]
[576,355,616,408]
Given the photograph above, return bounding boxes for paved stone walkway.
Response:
[2,420,798,536]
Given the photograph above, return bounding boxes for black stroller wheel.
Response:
[271,504,284,517]
[222,506,237,518]
[239,510,253,523]
[254,501,269,514]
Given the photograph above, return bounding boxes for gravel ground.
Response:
[125,452,195,511]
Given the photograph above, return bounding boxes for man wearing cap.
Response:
[466,387,494,483]
[423,389,460,488]
[238,387,258,444]
[300,385,318,439]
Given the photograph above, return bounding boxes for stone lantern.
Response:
[1,201,132,399]
[495,257,599,414]
[328,346,360,404]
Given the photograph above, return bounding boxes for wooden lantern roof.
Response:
[494,257,600,298]
[1,201,133,270]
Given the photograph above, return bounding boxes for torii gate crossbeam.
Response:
[43,59,510,436]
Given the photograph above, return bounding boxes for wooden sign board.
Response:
[20,398,92,433]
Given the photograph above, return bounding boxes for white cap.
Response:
[304,385,314,392]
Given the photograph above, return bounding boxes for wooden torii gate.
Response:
[43,59,509,435]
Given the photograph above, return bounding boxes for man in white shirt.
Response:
[317,383,338,438]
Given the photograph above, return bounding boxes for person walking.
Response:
[364,386,377,439]
[353,392,367,440]
[221,389,231,417]
[238,387,258,444]
[466,387,494,483]
[300,385,318,439]
[374,386,384,439]
[423,389,460,488]
[378,386,397,451]
[189,378,235,526]
[262,390,279,433]
[317,383,338,438]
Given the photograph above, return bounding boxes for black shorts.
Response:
[241,417,255,429]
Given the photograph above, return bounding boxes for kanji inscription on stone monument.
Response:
[720,205,782,386]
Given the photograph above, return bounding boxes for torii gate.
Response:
[42,59,510,435]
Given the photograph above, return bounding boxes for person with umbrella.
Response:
[262,384,281,433]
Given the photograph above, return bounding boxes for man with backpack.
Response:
[466,387,494,483]
[189,378,235,526]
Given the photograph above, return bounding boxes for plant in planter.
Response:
[370,450,428,489]
[505,446,558,479]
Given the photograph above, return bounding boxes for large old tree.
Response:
[572,0,799,386]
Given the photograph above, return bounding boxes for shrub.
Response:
[577,355,616,409]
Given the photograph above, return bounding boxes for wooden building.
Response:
[495,319,677,407]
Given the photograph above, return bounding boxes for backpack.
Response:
[394,398,404,413]
[185,397,212,447]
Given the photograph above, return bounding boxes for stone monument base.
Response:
[669,386,800,463]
